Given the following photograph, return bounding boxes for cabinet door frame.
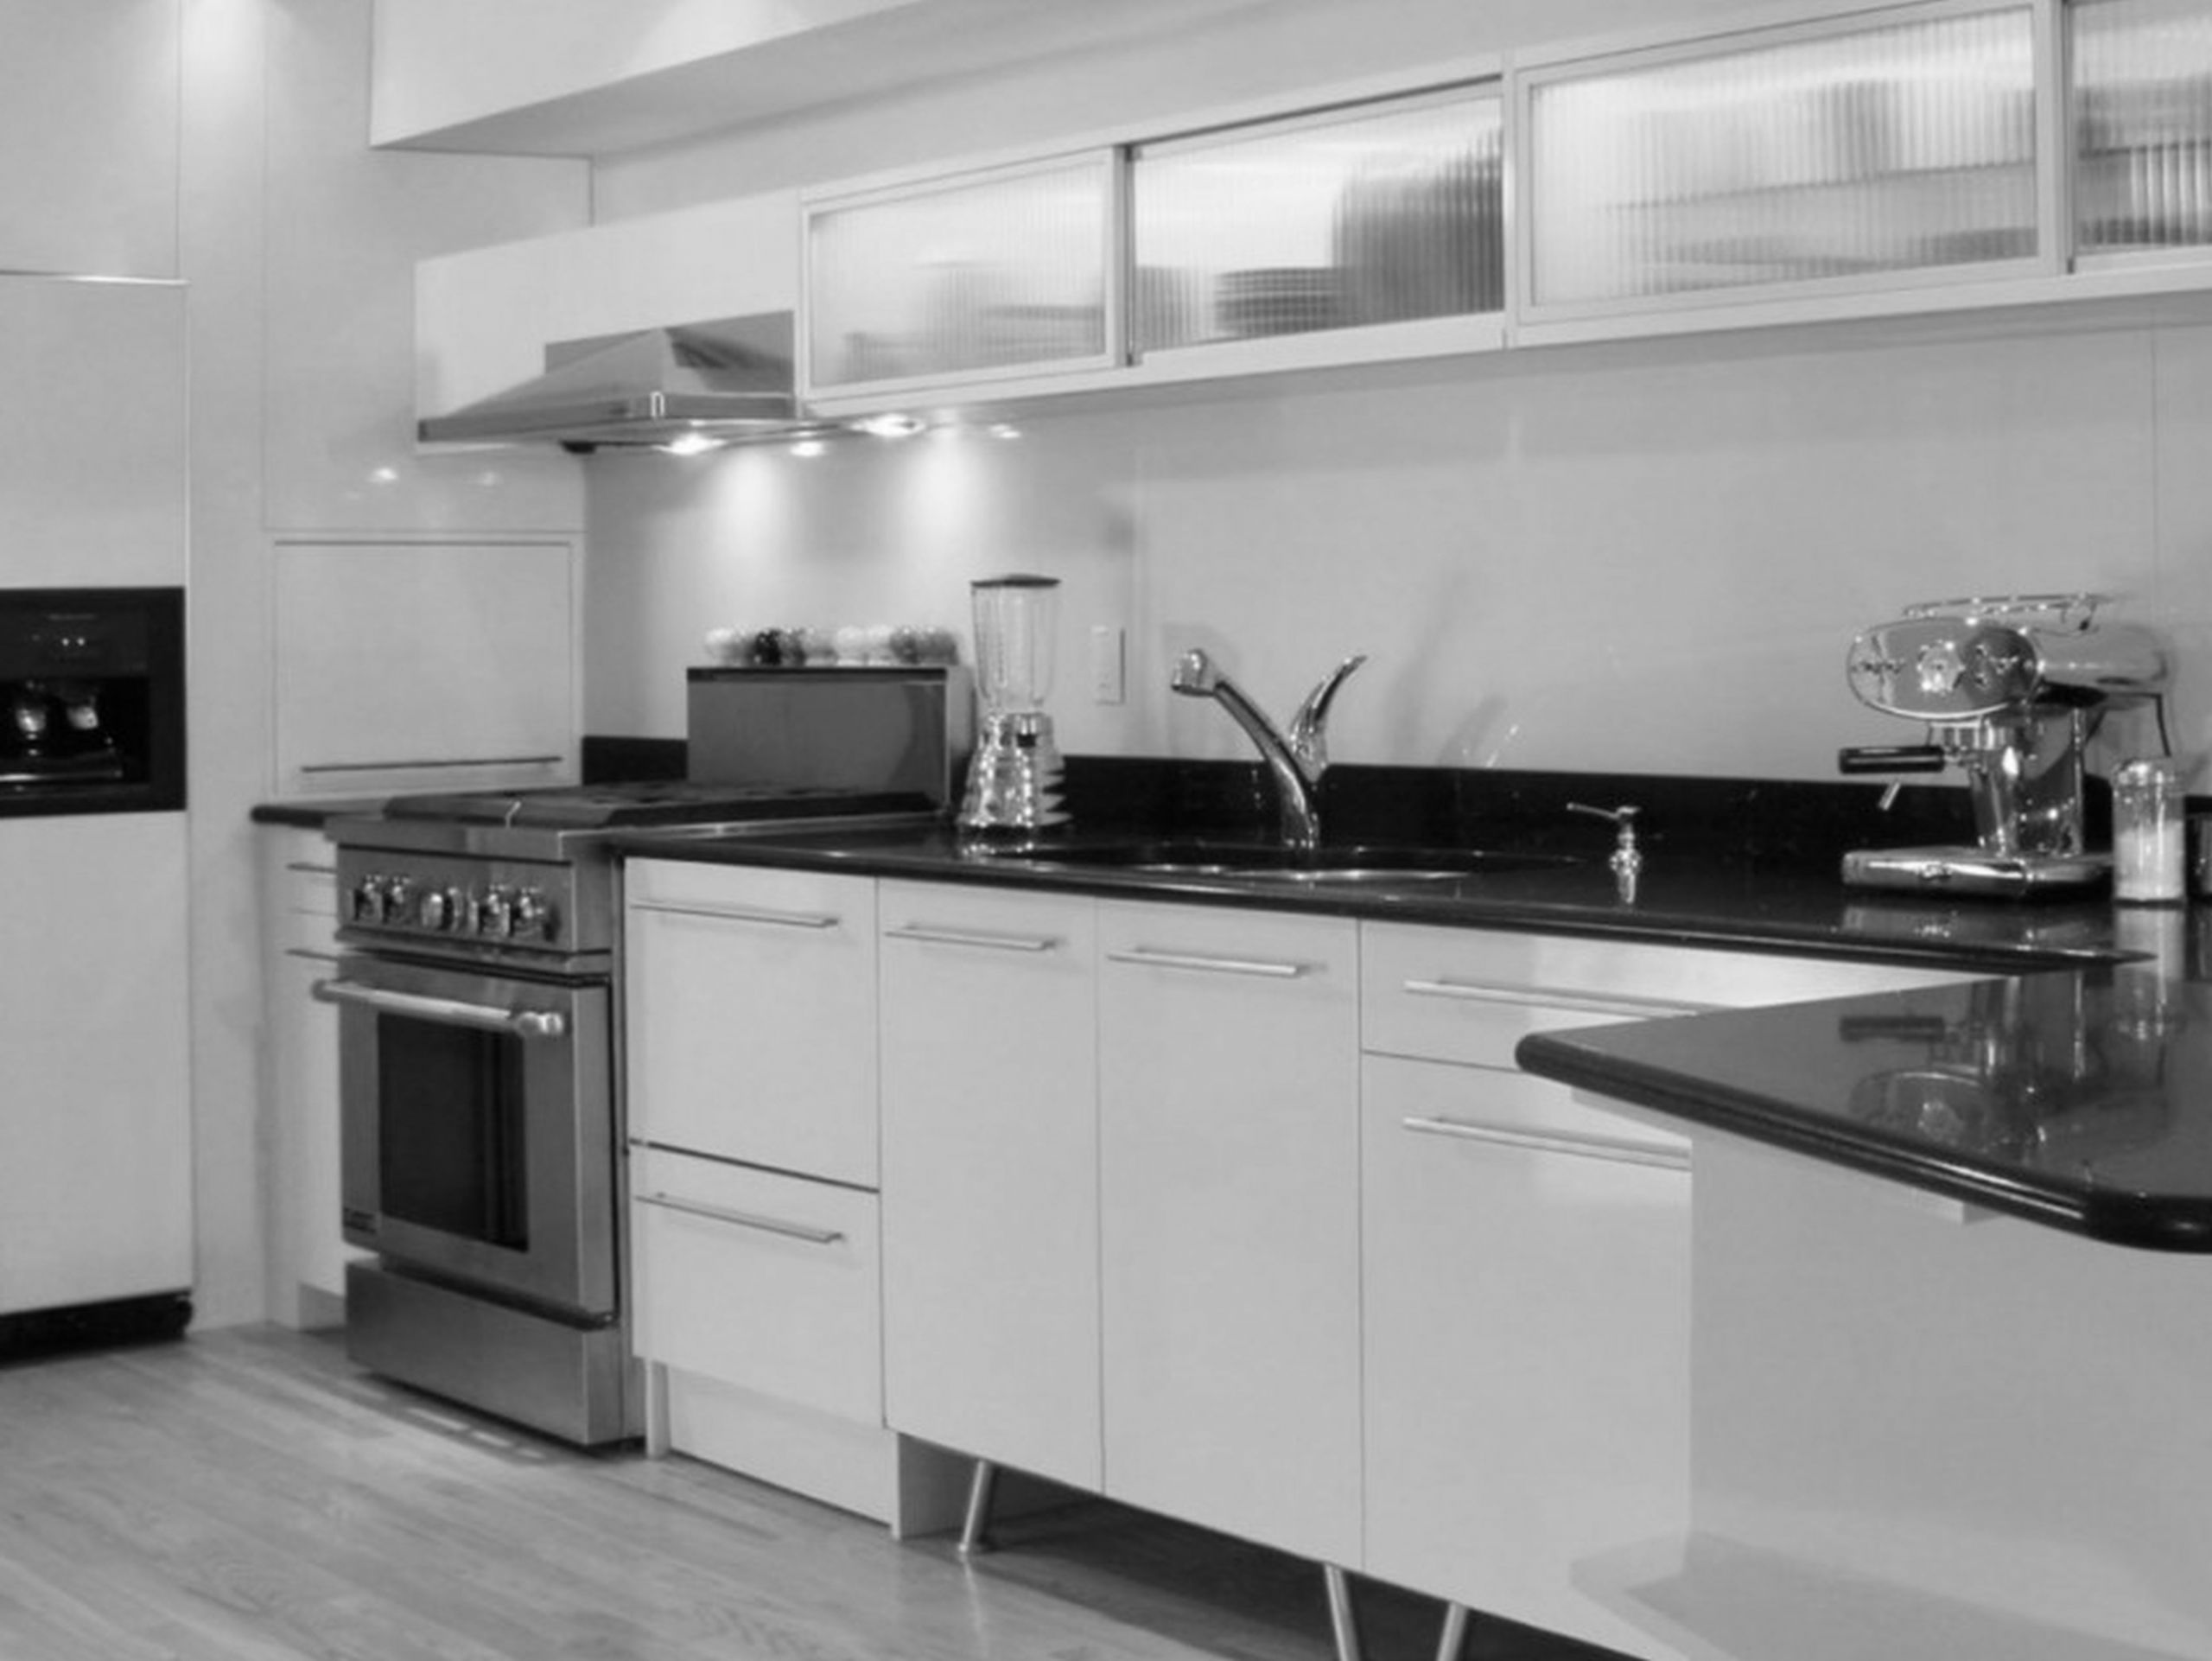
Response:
[1510,0,2065,340]
[798,146,1127,404]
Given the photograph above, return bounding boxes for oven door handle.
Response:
[310,977,567,1040]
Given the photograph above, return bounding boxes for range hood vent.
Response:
[416,312,822,453]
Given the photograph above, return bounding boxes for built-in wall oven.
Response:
[319,667,966,1444]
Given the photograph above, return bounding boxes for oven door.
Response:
[318,952,616,1319]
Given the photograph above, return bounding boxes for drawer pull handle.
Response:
[636,1192,847,1246]
[1400,977,1711,1020]
[1106,946,1307,979]
[884,925,1058,953]
[631,897,840,930]
[283,861,337,876]
[300,754,562,774]
[283,947,343,964]
[1401,1114,1689,1172]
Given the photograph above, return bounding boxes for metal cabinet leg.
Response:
[1434,1601,1471,1661]
[956,1458,999,1558]
[1323,1563,1364,1661]
[642,1359,671,1458]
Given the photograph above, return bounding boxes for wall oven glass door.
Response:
[324,953,616,1318]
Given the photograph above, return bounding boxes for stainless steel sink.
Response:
[999,840,1573,885]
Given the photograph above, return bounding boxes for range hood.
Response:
[416,312,823,453]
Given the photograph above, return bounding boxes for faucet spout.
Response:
[1170,649,1365,853]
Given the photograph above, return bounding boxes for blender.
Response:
[959,574,1070,833]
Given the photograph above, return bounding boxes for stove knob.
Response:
[480,885,515,939]
[512,888,556,942]
[384,877,416,923]
[418,888,456,932]
[351,875,388,925]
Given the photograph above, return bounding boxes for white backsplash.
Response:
[583,304,2212,787]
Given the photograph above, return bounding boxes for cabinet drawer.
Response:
[1363,922,1976,1067]
[1368,1053,1688,1163]
[277,856,339,920]
[623,860,877,1184]
[630,1148,881,1425]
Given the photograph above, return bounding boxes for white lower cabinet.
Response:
[1097,900,1363,1569]
[1363,1053,1690,1659]
[878,881,1102,1490]
[621,859,965,1535]
[258,824,359,1327]
[1357,921,1976,1658]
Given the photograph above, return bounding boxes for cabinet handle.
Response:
[283,861,337,876]
[299,754,563,774]
[283,947,343,964]
[1401,977,1712,1020]
[883,924,1058,953]
[629,897,840,930]
[1105,946,1306,979]
[635,1191,847,1246]
[1401,1114,1690,1172]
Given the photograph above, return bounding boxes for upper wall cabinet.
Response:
[2071,0,2212,265]
[1129,85,1505,359]
[1518,2,2049,324]
[802,152,1121,402]
[0,0,179,277]
[798,70,1509,413]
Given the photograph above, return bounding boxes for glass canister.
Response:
[2113,758,2185,904]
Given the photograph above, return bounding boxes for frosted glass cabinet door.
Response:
[2073,0,2212,260]
[1130,85,1504,353]
[804,152,1117,398]
[1522,3,2044,315]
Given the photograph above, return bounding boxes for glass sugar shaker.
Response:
[2112,758,2185,904]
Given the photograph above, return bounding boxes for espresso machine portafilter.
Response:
[1839,594,2170,896]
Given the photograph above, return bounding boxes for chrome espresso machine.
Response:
[1839,594,2171,895]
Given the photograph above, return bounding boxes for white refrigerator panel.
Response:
[0,278,187,588]
[0,812,193,1314]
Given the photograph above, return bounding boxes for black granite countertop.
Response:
[1516,958,2212,1251]
[609,818,2133,971]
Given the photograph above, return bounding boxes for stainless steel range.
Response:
[317,668,965,1445]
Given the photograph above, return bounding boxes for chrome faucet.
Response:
[1170,648,1367,852]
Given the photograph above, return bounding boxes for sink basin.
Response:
[996,840,1573,885]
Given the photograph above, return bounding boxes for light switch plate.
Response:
[1090,625,1125,704]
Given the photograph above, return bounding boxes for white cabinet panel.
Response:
[0,0,177,277]
[270,539,576,798]
[1096,900,1361,1568]
[623,862,878,1186]
[415,192,799,421]
[258,824,359,1327]
[631,1146,883,1426]
[0,812,192,1314]
[0,279,186,588]
[1363,1053,1689,1661]
[879,882,1101,1490]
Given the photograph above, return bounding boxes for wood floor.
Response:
[0,1327,1608,1661]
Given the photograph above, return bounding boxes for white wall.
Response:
[582,305,2212,785]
